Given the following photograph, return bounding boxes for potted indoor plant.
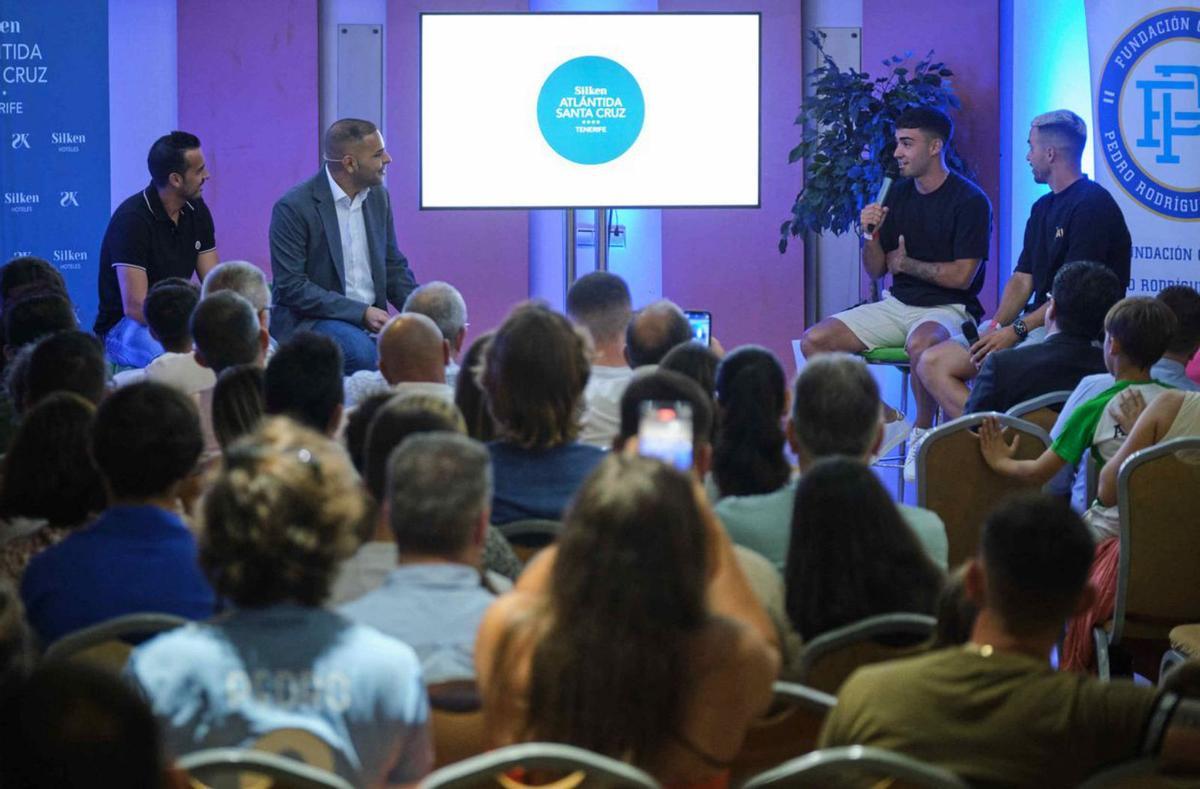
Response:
[779,31,970,253]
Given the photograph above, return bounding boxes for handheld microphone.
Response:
[863,175,894,241]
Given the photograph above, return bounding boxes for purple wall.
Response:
[863,0,1002,314]
[177,0,321,272]
[386,0,531,340]
[659,0,805,372]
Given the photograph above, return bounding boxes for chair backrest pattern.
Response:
[796,614,936,695]
[1113,437,1200,646]
[917,413,1051,568]
[741,745,969,789]
[418,742,661,789]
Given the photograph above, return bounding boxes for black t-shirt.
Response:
[94,184,216,335]
[881,170,992,320]
[1014,177,1131,309]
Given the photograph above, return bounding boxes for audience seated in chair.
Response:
[0,394,104,585]
[625,298,693,370]
[615,369,796,667]
[791,354,948,568]
[819,493,1200,786]
[265,330,344,437]
[481,303,604,524]
[1060,388,1200,673]
[566,271,635,448]
[191,290,270,456]
[342,432,497,683]
[711,346,794,568]
[0,256,67,317]
[961,261,1122,416]
[210,363,265,452]
[199,259,276,355]
[113,278,213,393]
[1047,287,1200,512]
[343,389,396,474]
[980,296,1177,539]
[403,280,469,389]
[2,289,77,363]
[126,417,432,788]
[0,662,180,789]
[785,458,943,651]
[454,330,497,442]
[930,565,978,649]
[344,312,454,408]
[476,454,779,788]
[660,340,721,401]
[331,394,519,605]
[21,382,214,648]
[24,330,107,409]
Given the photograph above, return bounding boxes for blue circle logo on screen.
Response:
[537,56,645,165]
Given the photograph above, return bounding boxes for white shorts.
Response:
[831,292,972,351]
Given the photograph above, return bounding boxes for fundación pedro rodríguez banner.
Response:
[1085,1,1199,295]
[0,0,110,328]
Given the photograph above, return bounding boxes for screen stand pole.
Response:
[595,208,609,272]
[564,209,578,305]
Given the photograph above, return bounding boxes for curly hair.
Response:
[481,303,591,449]
[199,418,366,607]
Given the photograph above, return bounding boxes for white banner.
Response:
[1084,1,1200,295]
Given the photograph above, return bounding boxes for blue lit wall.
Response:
[1000,0,1093,293]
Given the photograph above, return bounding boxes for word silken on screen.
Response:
[536,56,646,165]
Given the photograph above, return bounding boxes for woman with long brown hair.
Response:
[475,454,777,788]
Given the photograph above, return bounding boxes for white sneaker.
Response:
[903,426,930,482]
[878,413,913,459]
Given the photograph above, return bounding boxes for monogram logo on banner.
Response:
[59,190,78,207]
[1098,7,1200,221]
[10,133,30,149]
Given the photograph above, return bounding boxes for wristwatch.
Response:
[1012,318,1029,341]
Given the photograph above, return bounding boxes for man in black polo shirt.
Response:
[95,131,218,368]
[800,106,992,458]
[918,110,1131,424]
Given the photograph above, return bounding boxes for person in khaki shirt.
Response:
[820,493,1200,788]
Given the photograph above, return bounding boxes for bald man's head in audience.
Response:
[377,312,450,386]
[625,299,692,368]
[789,353,885,469]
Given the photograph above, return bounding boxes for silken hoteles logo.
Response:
[1098,7,1200,221]
[10,132,30,149]
[51,132,87,152]
[59,191,79,207]
[4,191,38,213]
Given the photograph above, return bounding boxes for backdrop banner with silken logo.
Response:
[0,0,109,329]
[1085,1,1200,296]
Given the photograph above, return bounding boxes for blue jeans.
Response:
[104,316,164,368]
[309,318,377,374]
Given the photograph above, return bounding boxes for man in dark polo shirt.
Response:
[95,131,218,368]
[918,109,1132,424]
[799,106,992,461]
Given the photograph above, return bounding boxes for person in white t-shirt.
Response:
[566,272,636,447]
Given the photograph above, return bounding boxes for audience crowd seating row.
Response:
[0,257,1199,788]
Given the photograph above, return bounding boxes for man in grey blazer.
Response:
[269,118,418,373]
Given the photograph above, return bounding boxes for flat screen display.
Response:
[420,13,760,209]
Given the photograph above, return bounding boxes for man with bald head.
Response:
[269,118,418,374]
[344,312,454,407]
[625,299,693,369]
[403,281,468,387]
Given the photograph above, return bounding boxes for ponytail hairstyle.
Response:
[712,345,790,497]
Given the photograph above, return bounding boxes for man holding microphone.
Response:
[916,109,1131,432]
[799,106,992,464]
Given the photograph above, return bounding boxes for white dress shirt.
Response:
[325,166,376,306]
